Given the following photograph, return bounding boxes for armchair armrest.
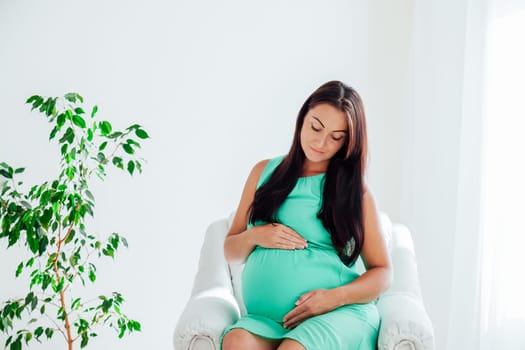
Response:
[174,287,240,350]
[377,293,434,350]
[376,223,434,350]
[174,219,241,349]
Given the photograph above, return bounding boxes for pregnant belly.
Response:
[242,246,358,322]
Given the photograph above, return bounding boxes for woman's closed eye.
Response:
[311,124,321,132]
[311,124,344,141]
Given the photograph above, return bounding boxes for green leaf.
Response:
[32,97,44,111]
[7,227,20,248]
[127,160,135,175]
[64,92,83,103]
[38,235,49,256]
[49,126,58,140]
[88,268,96,282]
[26,229,39,254]
[34,327,43,338]
[87,128,93,142]
[110,234,119,249]
[64,229,76,244]
[99,121,112,136]
[64,93,76,103]
[59,127,75,144]
[39,98,49,113]
[102,298,113,312]
[85,190,95,202]
[109,131,123,139]
[44,328,53,339]
[72,298,81,310]
[135,129,149,139]
[66,166,76,180]
[61,143,68,156]
[42,274,52,291]
[127,139,141,148]
[126,124,140,131]
[99,141,108,151]
[0,169,12,179]
[25,95,42,105]
[14,167,25,174]
[118,324,126,338]
[51,276,64,293]
[57,113,66,128]
[112,156,123,168]
[73,115,86,128]
[122,144,134,155]
[45,97,56,116]
[96,152,106,163]
[75,107,85,115]
[9,338,21,350]
[24,332,32,344]
[15,262,23,277]
[31,295,38,311]
[5,335,13,348]
[25,292,34,306]
[40,208,53,229]
[102,246,114,258]
[132,320,141,331]
[91,105,98,118]
[80,333,88,348]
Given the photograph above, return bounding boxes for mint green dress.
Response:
[221,155,380,350]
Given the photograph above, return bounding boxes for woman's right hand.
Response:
[251,223,308,250]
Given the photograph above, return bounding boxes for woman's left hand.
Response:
[282,289,339,329]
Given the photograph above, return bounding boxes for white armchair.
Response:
[174,212,435,350]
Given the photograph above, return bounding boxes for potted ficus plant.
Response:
[0,93,149,350]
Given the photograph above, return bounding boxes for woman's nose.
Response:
[316,135,327,148]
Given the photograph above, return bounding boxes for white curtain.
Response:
[479,1,525,348]
[447,0,525,349]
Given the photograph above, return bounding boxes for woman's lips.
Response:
[310,146,323,154]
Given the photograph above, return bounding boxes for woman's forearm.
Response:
[224,227,258,265]
[330,266,392,307]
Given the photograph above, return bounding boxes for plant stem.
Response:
[53,224,74,350]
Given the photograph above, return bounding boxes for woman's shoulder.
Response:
[251,154,285,172]
[249,154,286,188]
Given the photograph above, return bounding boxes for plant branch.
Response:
[44,312,68,342]
[52,222,74,350]
[63,247,96,293]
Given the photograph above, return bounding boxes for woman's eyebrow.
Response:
[312,116,348,133]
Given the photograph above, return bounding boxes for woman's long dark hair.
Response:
[248,80,368,265]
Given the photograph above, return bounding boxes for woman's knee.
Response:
[277,338,306,350]
[222,328,277,350]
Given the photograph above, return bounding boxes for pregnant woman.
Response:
[222,80,392,350]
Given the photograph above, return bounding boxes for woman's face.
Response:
[300,103,348,164]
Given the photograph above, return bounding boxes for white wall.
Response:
[0,1,457,350]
